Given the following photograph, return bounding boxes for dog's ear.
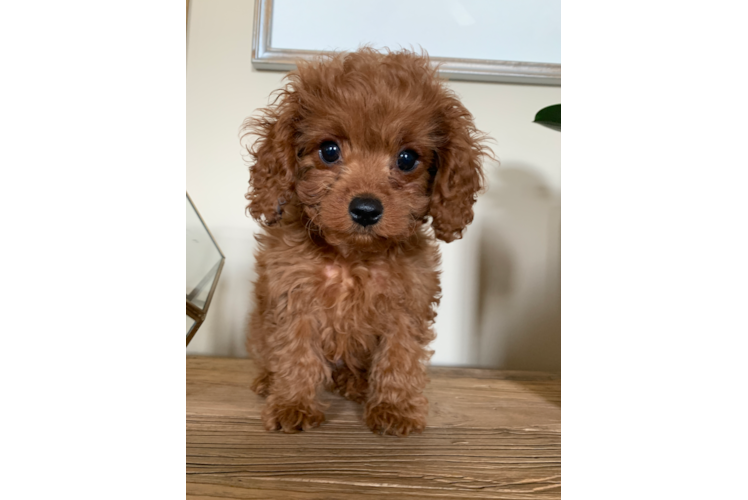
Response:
[429,98,487,242]
[242,88,299,226]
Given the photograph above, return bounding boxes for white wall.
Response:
[186,0,561,371]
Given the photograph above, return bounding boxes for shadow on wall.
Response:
[474,162,560,372]
[187,164,561,374]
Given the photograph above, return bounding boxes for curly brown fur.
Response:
[242,48,488,436]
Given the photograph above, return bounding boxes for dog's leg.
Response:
[250,369,272,397]
[247,298,273,397]
[261,315,330,433]
[365,317,432,436]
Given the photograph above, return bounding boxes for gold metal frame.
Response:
[251,0,560,85]
[176,193,226,500]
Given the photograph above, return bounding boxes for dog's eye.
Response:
[397,150,419,172]
[319,142,341,164]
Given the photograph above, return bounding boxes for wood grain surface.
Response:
[187,356,561,499]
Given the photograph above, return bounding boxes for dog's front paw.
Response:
[262,401,325,433]
[365,401,427,437]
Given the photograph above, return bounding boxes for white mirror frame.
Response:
[251,0,560,86]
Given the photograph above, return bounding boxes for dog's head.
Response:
[243,49,487,248]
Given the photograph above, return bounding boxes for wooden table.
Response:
[187,356,561,499]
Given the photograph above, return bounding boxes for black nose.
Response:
[349,197,383,227]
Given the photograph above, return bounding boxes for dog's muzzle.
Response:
[349,197,383,227]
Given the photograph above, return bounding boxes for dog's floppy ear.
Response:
[242,87,300,226]
[429,97,487,243]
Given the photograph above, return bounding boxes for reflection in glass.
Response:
[187,196,222,301]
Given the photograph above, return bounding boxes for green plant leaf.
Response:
[534,104,561,131]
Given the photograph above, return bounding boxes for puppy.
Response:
[243,48,487,436]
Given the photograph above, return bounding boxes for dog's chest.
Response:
[320,261,390,297]
[323,263,353,288]
[316,261,394,361]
